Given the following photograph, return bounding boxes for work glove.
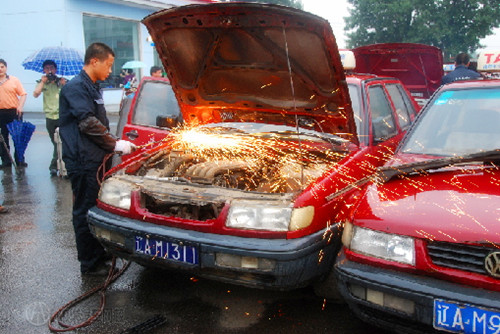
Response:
[114,140,137,155]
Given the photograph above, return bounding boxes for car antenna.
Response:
[282,22,305,187]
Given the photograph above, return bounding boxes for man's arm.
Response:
[17,94,27,116]
[78,116,117,152]
[33,76,47,98]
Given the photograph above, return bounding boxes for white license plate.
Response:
[134,236,198,265]
[434,299,500,334]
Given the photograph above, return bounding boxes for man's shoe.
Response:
[81,262,113,276]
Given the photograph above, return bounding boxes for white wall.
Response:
[0,0,167,112]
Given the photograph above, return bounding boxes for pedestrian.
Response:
[33,60,67,176]
[0,59,28,168]
[441,53,482,85]
[59,42,135,276]
[150,66,163,78]
[122,69,135,85]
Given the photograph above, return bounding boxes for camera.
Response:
[46,72,59,83]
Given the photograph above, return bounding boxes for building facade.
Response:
[1,0,211,112]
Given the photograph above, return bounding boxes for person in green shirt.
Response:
[33,60,67,176]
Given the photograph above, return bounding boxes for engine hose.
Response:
[48,257,130,332]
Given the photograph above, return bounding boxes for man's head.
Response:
[83,42,115,82]
[150,66,163,77]
[0,59,7,76]
[43,60,58,79]
[455,53,471,66]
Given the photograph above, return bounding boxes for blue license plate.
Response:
[434,299,500,334]
[134,236,198,265]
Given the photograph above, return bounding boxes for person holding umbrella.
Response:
[0,59,28,168]
[33,60,67,176]
[59,42,135,275]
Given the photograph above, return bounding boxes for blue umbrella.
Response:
[122,60,146,69]
[7,120,36,164]
[22,46,84,76]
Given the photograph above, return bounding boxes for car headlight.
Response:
[226,202,314,232]
[99,178,135,210]
[343,222,415,265]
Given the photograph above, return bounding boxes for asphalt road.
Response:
[0,112,389,334]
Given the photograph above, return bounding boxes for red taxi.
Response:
[88,3,418,296]
[335,79,500,333]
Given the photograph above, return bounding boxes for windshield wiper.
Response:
[378,149,500,183]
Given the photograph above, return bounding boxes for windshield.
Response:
[401,87,500,156]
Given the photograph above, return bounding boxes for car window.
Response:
[132,81,181,127]
[348,84,363,136]
[368,85,397,142]
[402,87,500,156]
[386,84,413,130]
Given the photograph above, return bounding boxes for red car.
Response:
[88,3,418,296]
[352,43,444,106]
[336,79,500,333]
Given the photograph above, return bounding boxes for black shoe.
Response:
[50,169,58,176]
[81,262,113,276]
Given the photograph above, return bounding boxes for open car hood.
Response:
[142,3,357,141]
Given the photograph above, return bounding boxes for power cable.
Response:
[48,257,130,332]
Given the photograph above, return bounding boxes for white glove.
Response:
[114,140,136,155]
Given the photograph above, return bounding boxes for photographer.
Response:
[33,60,67,176]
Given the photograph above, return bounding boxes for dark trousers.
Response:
[46,118,59,170]
[0,109,18,165]
[68,167,106,272]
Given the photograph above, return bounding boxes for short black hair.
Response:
[0,59,7,67]
[42,60,57,69]
[84,42,115,65]
[150,66,162,75]
[455,53,470,65]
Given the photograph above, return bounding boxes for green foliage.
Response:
[345,0,500,62]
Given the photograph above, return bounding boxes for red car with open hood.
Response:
[88,3,418,296]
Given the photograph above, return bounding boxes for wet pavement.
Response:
[0,112,388,334]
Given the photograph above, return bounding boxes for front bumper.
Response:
[335,250,500,334]
[88,207,340,290]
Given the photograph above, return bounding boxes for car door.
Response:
[120,77,181,148]
[366,80,418,146]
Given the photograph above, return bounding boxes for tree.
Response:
[224,0,303,10]
[345,0,500,62]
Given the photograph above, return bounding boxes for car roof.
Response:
[440,78,500,89]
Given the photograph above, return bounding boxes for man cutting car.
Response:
[59,42,135,275]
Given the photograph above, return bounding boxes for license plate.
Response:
[434,299,500,334]
[134,236,198,265]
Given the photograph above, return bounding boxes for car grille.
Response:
[427,241,491,275]
[142,191,225,221]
